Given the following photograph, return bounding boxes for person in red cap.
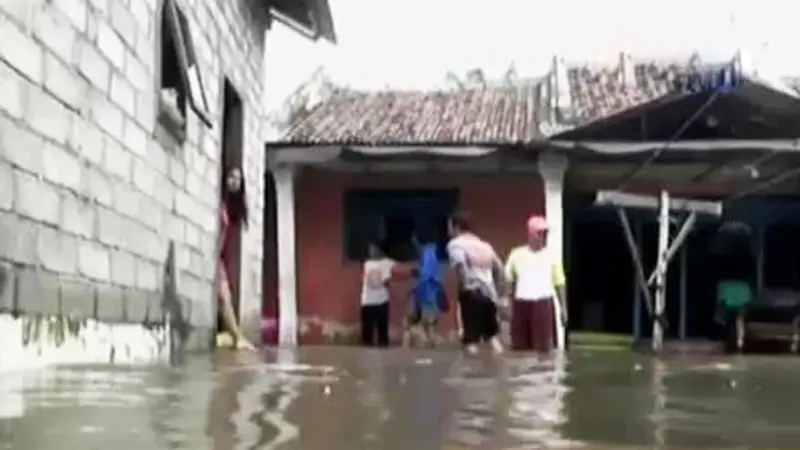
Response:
[504,214,567,353]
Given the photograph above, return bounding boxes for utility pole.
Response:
[653,191,670,351]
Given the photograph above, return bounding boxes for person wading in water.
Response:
[504,215,567,353]
[402,229,445,348]
[359,242,396,347]
[709,221,755,352]
[216,166,254,350]
[446,212,507,354]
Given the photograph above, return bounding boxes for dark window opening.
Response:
[158,0,210,140]
[381,215,415,261]
[344,189,458,262]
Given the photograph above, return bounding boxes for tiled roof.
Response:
[280,85,542,145]
[275,52,794,145]
[783,77,800,94]
[563,62,683,125]
[559,58,742,127]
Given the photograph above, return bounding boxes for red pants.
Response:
[511,298,555,352]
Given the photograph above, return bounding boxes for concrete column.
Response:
[537,153,568,351]
[273,166,298,347]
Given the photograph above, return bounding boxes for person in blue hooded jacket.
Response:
[402,228,445,348]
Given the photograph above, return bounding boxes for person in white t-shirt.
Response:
[360,242,398,346]
[447,212,507,355]
[505,215,567,353]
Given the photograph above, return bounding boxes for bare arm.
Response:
[556,286,567,310]
[491,252,509,298]
[447,243,468,290]
[503,249,518,301]
[553,261,568,322]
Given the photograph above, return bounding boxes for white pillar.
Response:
[273,166,298,347]
[537,153,568,351]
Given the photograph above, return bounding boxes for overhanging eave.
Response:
[268,0,337,44]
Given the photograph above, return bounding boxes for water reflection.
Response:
[506,355,572,448]
[651,358,667,448]
[445,355,507,447]
[207,352,256,450]
[3,349,800,449]
[355,350,390,442]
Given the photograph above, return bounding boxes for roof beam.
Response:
[595,190,723,216]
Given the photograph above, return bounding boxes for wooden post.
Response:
[647,212,697,286]
[633,221,642,340]
[679,245,688,340]
[756,225,765,293]
[617,208,657,319]
[653,191,670,351]
[596,190,722,353]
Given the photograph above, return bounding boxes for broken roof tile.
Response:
[562,58,745,126]
[275,53,777,145]
[280,85,543,145]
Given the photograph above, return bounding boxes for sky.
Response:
[263,0,800,111]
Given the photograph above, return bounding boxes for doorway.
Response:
[217,79,244,333]
[565,195,635,335]
[683,223,719,339]
[261,171,279,345]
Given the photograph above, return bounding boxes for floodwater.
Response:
[1,348,800,450]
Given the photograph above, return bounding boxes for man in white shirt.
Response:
[360,243,397,346]
[505,215,567,353]
[447,212,507,354]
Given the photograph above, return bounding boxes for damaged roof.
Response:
[279,84,543,145]
[274,52,799,146]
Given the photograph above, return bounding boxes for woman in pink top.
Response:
[217,166,254,350]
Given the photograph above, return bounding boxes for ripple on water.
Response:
[10,368,151,409]
[4,349,800,449]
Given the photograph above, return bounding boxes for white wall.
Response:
[0,0,272,355]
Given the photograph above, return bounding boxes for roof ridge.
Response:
[324,82,545,97]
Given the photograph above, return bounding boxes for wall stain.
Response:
[162,241,191,365]
[6,243,190,362]
[20,314,87,348]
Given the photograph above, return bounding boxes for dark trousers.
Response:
[361,303,389,346]
[458,290,499,345]
[511,299,555,352]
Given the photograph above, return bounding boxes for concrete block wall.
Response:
[0,0,268,351]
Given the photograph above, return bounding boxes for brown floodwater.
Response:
[1,347,799,449]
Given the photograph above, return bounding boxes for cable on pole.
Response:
[616,89,725,191]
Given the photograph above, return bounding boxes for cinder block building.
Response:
[0,0,334,368]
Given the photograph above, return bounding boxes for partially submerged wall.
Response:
[0,0,268,368]
[0,314,170,370]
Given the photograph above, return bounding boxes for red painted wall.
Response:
[293,169,545,344]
